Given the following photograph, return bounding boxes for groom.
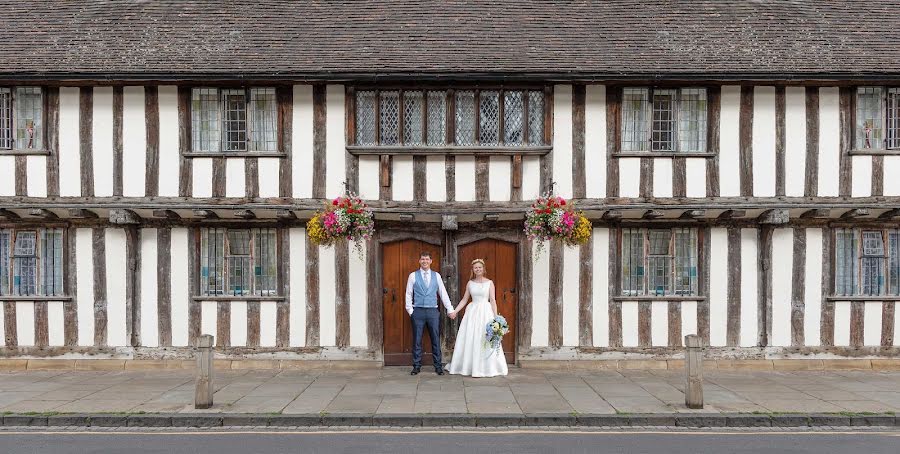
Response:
[405,251,456,375]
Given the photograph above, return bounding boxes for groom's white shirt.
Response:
[405,268,454,315]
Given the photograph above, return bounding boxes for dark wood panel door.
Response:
[382,239,443,366]
[457,238,517,364]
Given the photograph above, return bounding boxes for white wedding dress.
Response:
[447,280,509,377]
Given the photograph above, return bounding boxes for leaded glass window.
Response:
[620,228,700,297]
[888,89,900,150]
[621,87,708,153]
[0,228,64,297]
[199,228,279,297]
[353,88,548,147]
[856,87,884,150]
[191,87,279,152]
[835,228,900,296]
[0,87,44,151]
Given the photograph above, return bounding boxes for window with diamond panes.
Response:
[855,87,900,151]
[0,87,44,151]
[620,228,699,297]
[199,228,278,297]
[191,88,278,153]
[353,88,547,147]
[621,87,707,153]
[0,228,64,297]
[835,229,900,296]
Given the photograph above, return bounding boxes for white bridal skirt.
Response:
[447,300,508,377]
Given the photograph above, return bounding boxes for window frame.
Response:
[0,86,50,156]
[186,86,284,157]
[196,227,280,298]
[346,85,553,155]
[614,86,715,158]
[850,86,900,155]
[619,227,701,298]
[833,227,900,297]
[0,226,66,298]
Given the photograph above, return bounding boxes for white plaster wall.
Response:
[681,300,698,338]
[818,87,840,197]
[584,85,607,198]
[851,156,872,197]
[392,155,414,201]
[192,157,213,197]
[157,85,180,197]
[455,156,476,201]
[719,86,742,197]
[553,84,573,198]
[530,244,550,347]
[521,156,541,200]
[105,228,128,347]
[561,246,579,346]
[225,158,245,197]
[47,301,65,347]
[618,158,640,197]
[231,301,248,346]
[349,246,368,347]
[426,156,447,201]
[833,301,851,346]
[358,156,380,200]
[260,301,277,347]
[75,228,95,346]
[752,86,777,197]
[292,84,314,199]
[740,228,758,347]
[884,157,900,196]
[864,302,882,346]
[784,87,807,197]
[289,228,307,347]
[94,87,116,197]
[258,158,280,197]
[318,246,337,347]
[200,301,216,339]
[621,301,639,347]
[592,228,610,347]
[58,87,81,197]
[26,155,47,197]
[122,86,146,197]
[651,301,668,347]
[140,228,159,347]
[771,228,793,347]
[685,159,706,198]
[325,84,346,198]
[804,228,823,346]
[15,302,34,347]
[652,158,672,198]
[170,228,190,346]
[0,305,4,346]
[489,156,511,201]
[0,156,13,195]
[708,228,728,347]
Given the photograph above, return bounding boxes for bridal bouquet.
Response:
[484,315,510,356]
[524,192,592,256]
[307,192,374,258]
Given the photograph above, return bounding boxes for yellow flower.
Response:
[571,214,592,245]
[307,214,329,245]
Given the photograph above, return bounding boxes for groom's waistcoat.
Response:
[412,270,439,308]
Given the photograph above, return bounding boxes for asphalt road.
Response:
[1,429,898,454]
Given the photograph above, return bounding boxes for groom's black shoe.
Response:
[410,366,421,375]
[435,368,444,375]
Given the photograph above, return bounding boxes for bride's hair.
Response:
[469,258,486,281]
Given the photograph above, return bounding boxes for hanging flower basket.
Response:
[307,192,374,258]
[524,192,592,256]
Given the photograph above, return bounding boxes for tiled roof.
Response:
[2,0,899,79]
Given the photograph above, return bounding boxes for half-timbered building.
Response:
[1,1,900,368]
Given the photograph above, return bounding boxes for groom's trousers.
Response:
[411,307,442,368]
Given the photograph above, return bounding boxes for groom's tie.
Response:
[423,270,430,287]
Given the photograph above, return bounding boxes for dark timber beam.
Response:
[192,209,218,219]
[275,210,296,220]
[234,209,256,220]
[68,208,98,218]
[152,209,181,220]
[441,215,458,231]
[483,214,501,222]
[679,209,706,220]
[718,209,747,220]
[878,208,900,220]
[0,209,20,220]
[27,209,58,219]
[642,210,664,220]
[758,209,789,225]
[109,209,141,225]
[602,210,623,221]
[398,213,414,222]
[840,208,869,219]
[800,208,830,219]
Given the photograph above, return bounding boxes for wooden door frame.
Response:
[370,222,445,362]
[449,222,526,365]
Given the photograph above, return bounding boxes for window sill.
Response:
[192,296,285,301]
[612,295,706,302]
[825,295,900,301]
[182,152,287,158]
[0,149,53,156]
[346,145,552,156]
[848,149,900,156]
[612,151,716,158]
[0,295,73,301]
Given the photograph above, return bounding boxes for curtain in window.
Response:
[835,229,858,296]
[249,88,277,151]
[621,229,644,295]
[673,228,699,295]
[861,231,885,296]
[621,88,649,151]
[856,87,884,150]
[200,228,226,296]
[647,230,672,295]
[887,89,900,150]
[0,88,11,149]
[15,87,42,150]
[678,88,707,152]
[0,231,9,295]
[12,231,37,296]
[890,231,900,296]
[192,88,220,152]
[40,229,63,296]
[254,229,277,296]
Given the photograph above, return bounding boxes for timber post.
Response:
[685,334,704,409]
[194,334,214,409]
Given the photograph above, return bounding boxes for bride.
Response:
[446,259,508,377]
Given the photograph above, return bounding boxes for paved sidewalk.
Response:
[2,367,900,417]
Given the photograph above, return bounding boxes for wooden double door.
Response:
[382,237,517,366]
